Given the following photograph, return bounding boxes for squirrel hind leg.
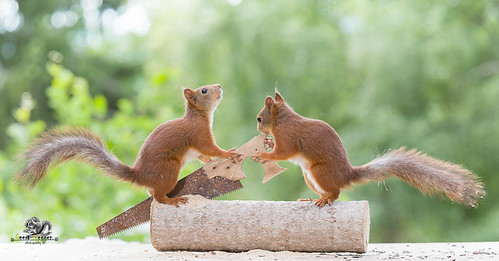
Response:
[150,177,188,207]
[314,190,340,207]
[154,193,189,207]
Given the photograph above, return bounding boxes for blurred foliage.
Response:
[1,0,498,243]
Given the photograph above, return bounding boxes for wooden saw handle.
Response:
[203,134,286,182]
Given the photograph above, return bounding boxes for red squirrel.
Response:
[253,91,485,207]
[16,84,241,207]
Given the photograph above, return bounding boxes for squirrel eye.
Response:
[257,117,262,123]
[202,88,208,94]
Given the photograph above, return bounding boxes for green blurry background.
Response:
[1,0,498,243]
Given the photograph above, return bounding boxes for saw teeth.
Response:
[211,186,244,199]
[99,220,150,239]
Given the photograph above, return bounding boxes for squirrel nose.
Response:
[257,117,262,123]
[216,84,221,89]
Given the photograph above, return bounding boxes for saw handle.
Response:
[203,134,286,182]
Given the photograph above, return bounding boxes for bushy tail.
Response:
[352,147,486,207]
[16,128,135,188]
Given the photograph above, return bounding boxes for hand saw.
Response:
[96,134,286,238]
[96,168,242,238]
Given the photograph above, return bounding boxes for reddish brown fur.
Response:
[255,91,485,207]
[16,84,240,207]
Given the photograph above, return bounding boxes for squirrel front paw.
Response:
[252,152,270,164]
[226,148,243,162]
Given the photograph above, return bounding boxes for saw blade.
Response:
[96,167,243,238]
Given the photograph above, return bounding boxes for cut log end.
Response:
[151,195,370,253]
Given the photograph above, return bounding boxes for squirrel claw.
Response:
[252,153,270,164]
[227,148,243,163]
[252,155,264,163]
[298,198,330,207]
[314,198,330,207]
[159,196,189,207]
[173,196,189,208]
[229,153,243,163]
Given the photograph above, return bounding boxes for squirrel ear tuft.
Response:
[183,88,195,100]
[274,92,284,102]
[265,96,274,110]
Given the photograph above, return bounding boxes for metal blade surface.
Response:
[96,168,243,238]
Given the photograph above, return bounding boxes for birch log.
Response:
[150,195,370,253]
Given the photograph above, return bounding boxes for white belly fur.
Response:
[182,149,201,169]
[289,155,326,195]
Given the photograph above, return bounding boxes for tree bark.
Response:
[151,195,370,253]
